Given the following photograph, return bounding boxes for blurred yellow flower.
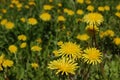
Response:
[87,5,94,12]
[115,12,120,18]
[36,38,42,43]
[57,16,66,22]
[31,46,42,52]
[82,47,102,65]
[16,3,23,8]
[28,1,36,6]
[20,42,27,48]
[116,4,120,11]
[8,45,18,54]
[58,3,62,7]
[5,21,15,29]
[113,37,120,46]
[24,5,30,9]
[58,42,82,59]
[85,0,91,4]
[49,0,53,2]
[31,63,39,69]
[83,12,104,26]
[48,57,78,75]
[2,59,14,68]
[43,5,53,10]
[0,16,2,20]
[28,18,38,25]
[76,9,84,15]
[0,19,7,26]
[64,9,75,16]
[20,17,26,23]
[76,34,89,41]
[98,6,105,12]
[18,34,27,41]
[76,0,84,4]
[104,5,110,11]
[1,9,7,13]
[104,29,114,37]
[39,12,51,21]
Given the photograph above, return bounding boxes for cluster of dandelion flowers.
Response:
[82,47,102,65]
[83,12,104,26]
[58,42,82,59]
[48,57,78,75]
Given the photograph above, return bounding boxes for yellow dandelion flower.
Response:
[58,3,62,7]
[49,0,53,2]
[24,5,30,9]
[57,16,66,22]
[87,5,94,12]
[113,37,120,46]
[116,4,120,11]
[104,5,110,11]
[76,34,89,41]
[36,38,42,43]
[28,18,38,25]
[1,9,7,13]
[2,59,14,68]
[76,0,84,4]
[82,47,102,65]
[39,12,51,21]
[28,1,36,6]
[31,46,42,52]
[83,12,104,26]
[64,8,75,16]
[98,6,105,12]
[43,5,53,10]
[104,29,114,37]
[5,21,15,30]
[58,42,82,59]
[0,19,7,26]
[76,9,84,15]
[0,16,2,20]
[31,63,39,69]
[8,45,17,54]
[48,57,78,75]
[20,17,26,23]
[18,34,27,41]
[115,12,120,18]
[16,3,22,8]
[0,54,5,65]
[20,42,27,48]
[85,0,91,4]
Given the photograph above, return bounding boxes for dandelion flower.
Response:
[83,12,104,26]
[31,46,42,52]
[115,12,120,18]
[8,45,17,54]
[0,19,7,26]
[18,34,27,41]
[39,12,51,21]
[116,4,120,11]
[98,6,104,12]
[76,9,84,15]
[20,42,27,48]
[76,34,89,41]
[76,0,84,4]
[53,50,59,56]
[104,5,110,11]
[104,29,114,37]
[57,16,66,22]
[5,21,15,30]
[48,57,78,75]
[31,63,39,69]
[57,41,63,46]
[2,59,14,68]
[43,5,53,10]
[28,18,38,25]
[58,42,82,59]
[113,37,120,46]
[82,48,102,65]
[87,5,94,12]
